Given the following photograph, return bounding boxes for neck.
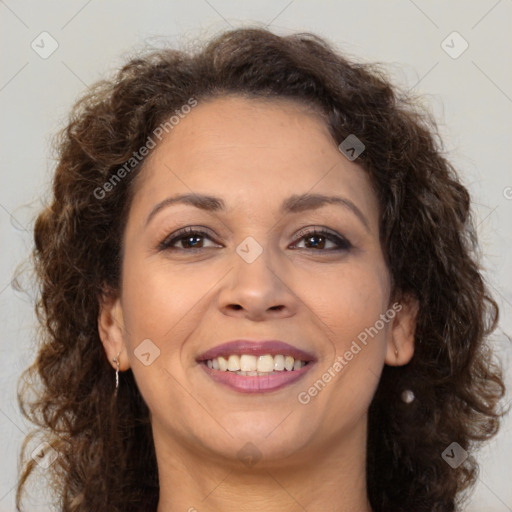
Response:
[154,421,372,512]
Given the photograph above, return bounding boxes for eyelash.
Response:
[158,226,352,253]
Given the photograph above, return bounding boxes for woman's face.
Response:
[100,95,415,467]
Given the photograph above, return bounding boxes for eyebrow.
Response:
[145,192,370,232]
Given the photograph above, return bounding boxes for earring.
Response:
[401,389,415,404]
[113,352,121,396]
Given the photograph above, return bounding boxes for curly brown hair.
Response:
[16,27,505,512]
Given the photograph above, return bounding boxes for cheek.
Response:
[309,258,390,345]
[119,258,203,415]
[296,261,391,431]
[120,255,207,343]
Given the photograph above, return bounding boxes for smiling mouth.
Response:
[203,353,309,375]
[196,340,316,393]
[199,354,314,393]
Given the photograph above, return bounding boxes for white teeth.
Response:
[227,355,241,371]
[240,354,257,372]
[205,354,308,374]
[274,354,285,371]
[218,356,228,371]
[257,354,274,372]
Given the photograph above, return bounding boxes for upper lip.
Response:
[196,340,317,362]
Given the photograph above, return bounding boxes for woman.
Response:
[16,27,505,511]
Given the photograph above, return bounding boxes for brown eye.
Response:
[291,228,352,252]
[158,227,220,251]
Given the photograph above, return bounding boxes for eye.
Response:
[158,226,352,253]
[290,227,352,252]
[158,227,220,251]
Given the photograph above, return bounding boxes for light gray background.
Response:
[1,1,511,510]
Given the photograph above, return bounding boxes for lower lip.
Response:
[199,362,314,393]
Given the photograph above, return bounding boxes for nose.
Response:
[217,243,298,321]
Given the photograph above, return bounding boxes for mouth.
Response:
[196,340,316,393]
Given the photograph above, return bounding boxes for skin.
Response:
[99,95,418,512]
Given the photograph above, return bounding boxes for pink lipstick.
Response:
[196,340,316,394]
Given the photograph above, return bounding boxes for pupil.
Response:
[307,235,324,249]
[186,236,201,248]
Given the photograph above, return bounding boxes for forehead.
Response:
[129,95,379,225]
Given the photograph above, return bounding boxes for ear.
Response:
[98,288,131,371]
[384,294,419,366]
